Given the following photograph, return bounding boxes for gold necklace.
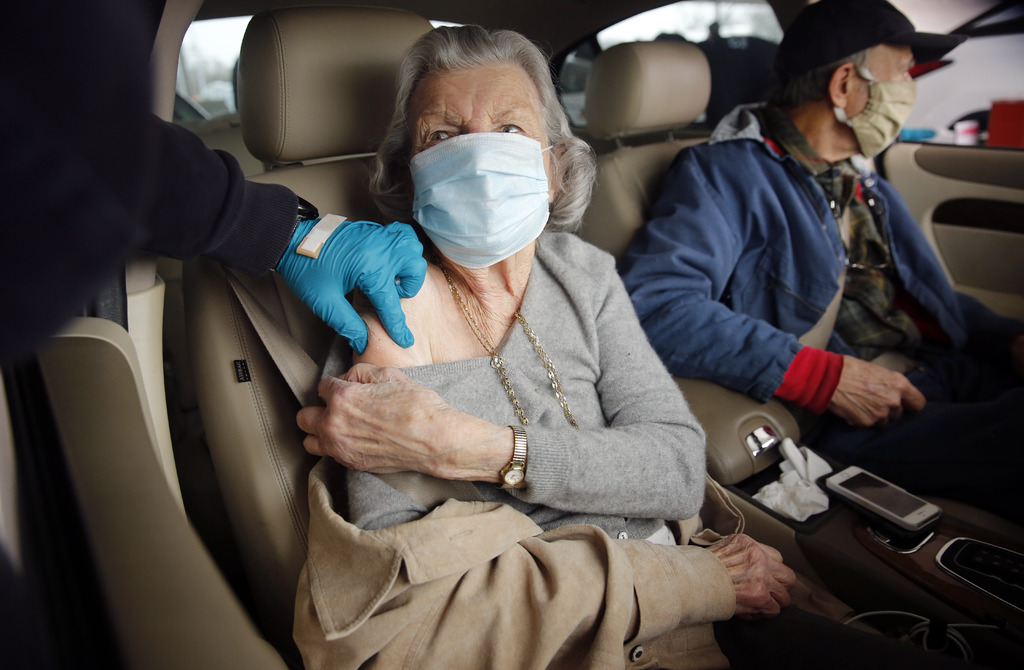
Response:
[441,264,578,429]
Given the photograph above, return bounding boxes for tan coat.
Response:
[294,460,752,669]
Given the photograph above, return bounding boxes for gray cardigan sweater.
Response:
[323,232,707,539]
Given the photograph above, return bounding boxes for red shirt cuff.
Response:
[774,347,844,414]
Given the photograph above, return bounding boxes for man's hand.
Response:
[277,218,427,354]
[296,364,510,480]
[707,534,796,619]
[828,355,926,427]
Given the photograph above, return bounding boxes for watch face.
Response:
[503,469,524,486]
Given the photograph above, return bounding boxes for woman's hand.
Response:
[297,363,512,481]
[707,534,796,619]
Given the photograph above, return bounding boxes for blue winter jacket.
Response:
[620,105,1022,403]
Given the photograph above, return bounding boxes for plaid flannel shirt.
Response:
[756,105,921,361]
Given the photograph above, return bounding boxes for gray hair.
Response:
[370,25,595,232]
[771,48,870,109]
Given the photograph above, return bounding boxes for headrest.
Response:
[239,7,432,164]
[584,41,711,140]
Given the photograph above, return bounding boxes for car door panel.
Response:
[882,143,1024,322]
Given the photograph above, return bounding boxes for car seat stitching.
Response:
[227,282,309,553]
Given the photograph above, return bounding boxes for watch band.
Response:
[500,426,528,489]
[296,195,320,223]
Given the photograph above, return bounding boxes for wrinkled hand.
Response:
[708,534,796,619]
[296,364,509,480]
[277,218,427,353]
[1011,334,1024,379]
[828,355,926,427]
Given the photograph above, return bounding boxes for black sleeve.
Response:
[141,119,298,276]
[0,0,298,363]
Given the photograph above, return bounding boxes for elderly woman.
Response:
[293,26,794,669]
[294,27,1000,670]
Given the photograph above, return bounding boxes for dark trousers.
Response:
[714,607,993,669]
[805,349,1024,524]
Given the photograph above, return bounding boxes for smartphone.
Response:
[825,466,942,532]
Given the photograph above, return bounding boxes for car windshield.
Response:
[894,0,1024,145]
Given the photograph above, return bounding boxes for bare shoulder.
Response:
[354,264,446,367]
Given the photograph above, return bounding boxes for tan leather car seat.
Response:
[580,40,711,258]
[580,41,799,485]
[183,7,432,665]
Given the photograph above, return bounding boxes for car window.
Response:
[174,16,459,124]
[175,16,251,122]
[559,0,783,130]
[896,0,1024,147]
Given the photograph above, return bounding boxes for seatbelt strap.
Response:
[797,266,847,349]
[225,271,321,408]
[786,266,847,433]
[803,207,913,373]
[378,472,485,508]
[224,269,484,505]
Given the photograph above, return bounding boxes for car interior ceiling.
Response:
[6,1,1024,669]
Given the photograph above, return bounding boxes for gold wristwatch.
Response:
[499,426,528,489]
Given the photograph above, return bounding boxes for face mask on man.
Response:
[410,132,552,269]
[834,65,917,158]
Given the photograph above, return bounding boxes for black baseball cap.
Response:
[774,0,967,81]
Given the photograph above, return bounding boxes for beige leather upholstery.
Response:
[186,265,327,666]
[580,139,702,260]
[184,7,432,664]
[585,40,711,141]
[124,257,183,508]
[240,6,431,164]
[580,40,712,260]
[580,41,797,485]
[39,318,287,670]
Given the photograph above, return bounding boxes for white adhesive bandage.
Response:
[296,214,348,259]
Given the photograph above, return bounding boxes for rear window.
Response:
[174,16,463,123]
[175,16,251,122]
[559,0,783,130]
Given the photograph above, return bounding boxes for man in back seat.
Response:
[620,0,1024,523]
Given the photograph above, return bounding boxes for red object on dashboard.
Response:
[988,100,1024,148]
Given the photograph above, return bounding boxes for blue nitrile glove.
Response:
[276,217,427,354]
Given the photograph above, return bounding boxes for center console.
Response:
[853,512,1024,632]
[727,464,1024,668]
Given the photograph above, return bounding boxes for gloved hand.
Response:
[276,217,427,354]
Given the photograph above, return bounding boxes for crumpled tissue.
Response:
[752,438,833,522]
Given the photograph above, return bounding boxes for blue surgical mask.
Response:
[410,132,551,269]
